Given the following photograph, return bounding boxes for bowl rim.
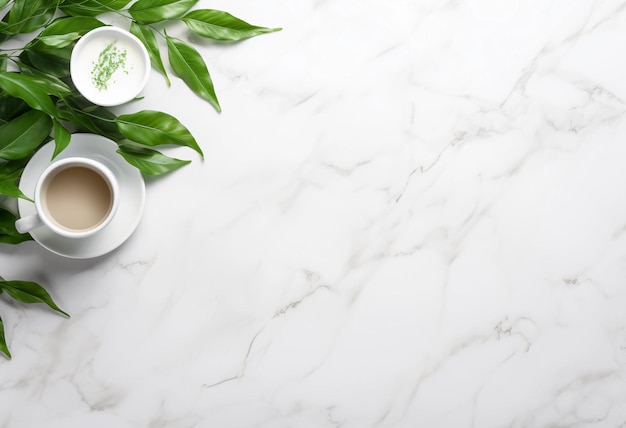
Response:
[70,26,151,107]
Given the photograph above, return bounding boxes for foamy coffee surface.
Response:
[42,166,113,231]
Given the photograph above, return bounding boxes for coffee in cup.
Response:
[16,157,119,238]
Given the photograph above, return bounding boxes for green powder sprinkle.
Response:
[91,42,128,91]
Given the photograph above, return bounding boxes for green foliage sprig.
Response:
[0,0,280,358]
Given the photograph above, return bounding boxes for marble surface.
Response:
[2,0,626,426]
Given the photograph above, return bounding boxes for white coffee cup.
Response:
[15,157,119,239]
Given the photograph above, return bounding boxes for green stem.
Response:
[70,105,116,123]
[145,22,168,41]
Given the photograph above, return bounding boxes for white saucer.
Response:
[18,134,145,259]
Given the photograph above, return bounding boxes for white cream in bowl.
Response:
[71,26,150,106]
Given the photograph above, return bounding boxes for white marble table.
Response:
[2,0,626,426]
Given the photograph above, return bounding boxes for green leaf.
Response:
[129,0,198,24]
[55,100,101,134]
[19,67,72,97]
[0,159,32,200]
[0,97,29,124]
[182,9,282,41]
[0,97,31,125]
[116,110,203,157]
[38,16,106,37]
[0,55,6,72]
[37,32,82,48]
[29,43,73,60]
[165,32,220,112]
[0,0,10,10]
[21,49,71,78]
[54,99,122,143]
[8,0,48,25]
[69,98,123,140]
[0,110,52,160]
[0,208,33,244]
[52,120,71,159]
[117,144,191,175]
[28,16,106,50]
[60,0,131,17]
[0,280,69,317]
[0,22,8,45]
[6,0,55,35]
[0,176,31,201]
[0,72,56,116]
[129,22,170,85]
[0,315,10,359]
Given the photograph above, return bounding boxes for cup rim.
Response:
[34,157,119,239]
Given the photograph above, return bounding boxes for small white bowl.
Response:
[71,26,150,106]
